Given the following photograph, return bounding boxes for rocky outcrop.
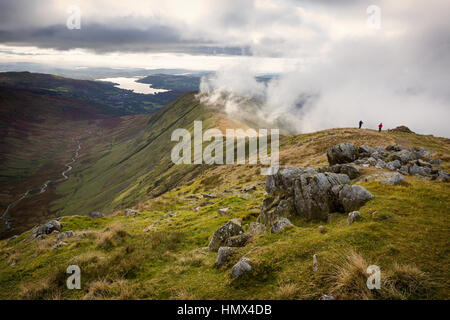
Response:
[328,142,448,181]
[231,257,252,278]
[207,218,243,252]
[31,220,62,238]
[388,125,414,133]
[260,166,372,226]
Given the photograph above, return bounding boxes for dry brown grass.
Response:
[323,251,436,300]
[382,263,435,299]
[83,278,135,300]
[176,250,207,267]
[327,251,373,300]
[96,223,129,249]
[173,288,196,300]
[20,267,66,300]
[273,282,299,300]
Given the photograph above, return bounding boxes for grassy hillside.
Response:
[0,125,448,300]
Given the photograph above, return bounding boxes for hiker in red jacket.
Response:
[378,123,383,132]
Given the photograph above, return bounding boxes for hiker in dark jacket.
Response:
[378,123,383,132]
[359,120,363,129]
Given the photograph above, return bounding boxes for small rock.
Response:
[313,254,318,272]
[200,201,215,206]
[375,159,386,169]
[381,172,405,185]
[52,241,67,251]
[319,294,337,300]
[208,218,243,251]
[367,157,377,166]
[143,224,156,232]
[271,217,293,233]
[124,209,140,216]
[231,257,252,278]
[88,211,104,219]
[226,233,251,247]
[318,225,326,234]
[202,193,217,199]
[7,235,18,244]
[248,222,267,235]
[218,208,230,216]
[57,230,74,241]
[347,211,361,225]
[243,185,256,192]
[185,194,200,199]
[386,160,401,171]
[217,247,234,267]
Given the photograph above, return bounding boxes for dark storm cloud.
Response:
[0,23,250,55]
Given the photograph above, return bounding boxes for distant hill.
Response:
[137,74,202,92]
[0,72,181,115]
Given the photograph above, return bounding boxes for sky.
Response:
[0,0,449,136]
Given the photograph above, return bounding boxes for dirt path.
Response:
[0,138,82,233]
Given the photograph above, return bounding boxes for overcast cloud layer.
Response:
[0,0,449,137]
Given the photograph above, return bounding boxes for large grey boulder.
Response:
[327,142,358,165]
[217,247,234,267]
[231,257,252,278]
[337,185,374,212]
[266,166,316,195]
[207,219,243,252]
[31,220,62,238]
[293,172,350,220]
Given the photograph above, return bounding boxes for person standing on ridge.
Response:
[359,120,363,129]
[378,123,383,132]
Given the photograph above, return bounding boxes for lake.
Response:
[97,77,169,94]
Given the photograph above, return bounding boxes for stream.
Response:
[0,138,82,233]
